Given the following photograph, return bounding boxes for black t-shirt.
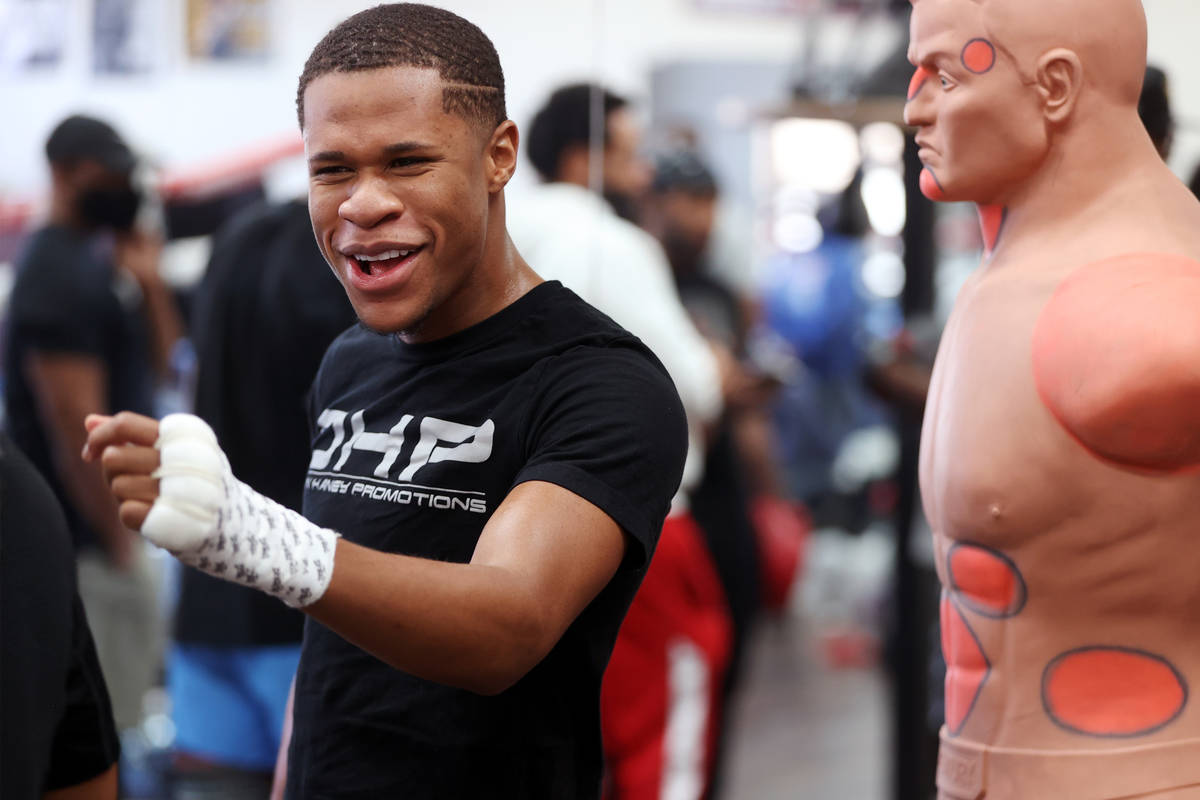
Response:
[0,433,120,796]
[287,281,687,799]
[178,200,356,647]
[2,224,155,552]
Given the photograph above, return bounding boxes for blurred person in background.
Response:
[762,172,896,522]
[512,84,733,800]
[167,197,355,798]
[641,147,810,798]
[2,432,121,800]
[3,114,182,743]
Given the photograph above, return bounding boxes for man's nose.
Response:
[339,174,404,228]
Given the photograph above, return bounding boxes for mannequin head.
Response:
[904,0,1147,204]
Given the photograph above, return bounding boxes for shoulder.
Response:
[529,335,686,455]
[12,228,92,289]
[526,284,680,397]
[1032,252,1200,471]
[9,231,106,327]
[522,282,668,363]
[542,338,677,398]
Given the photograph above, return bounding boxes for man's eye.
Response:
[391,157,429,169]
[312,165,349,177]
[939,75,954,89]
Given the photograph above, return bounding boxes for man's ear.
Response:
[485,120,519,193]
[1036,48,1084,125]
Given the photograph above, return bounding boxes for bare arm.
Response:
[115,232,182,378]
[307,480,625,694]
[27,354,132,566]
[42,765,118,800]
[85,413,628,695]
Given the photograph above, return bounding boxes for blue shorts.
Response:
[168,643,301,771]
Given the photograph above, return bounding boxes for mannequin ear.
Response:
[1036,48,1083,124]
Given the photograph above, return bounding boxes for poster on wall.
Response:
[187,0,269,62]
[0,0,67,75]
[93,0,165,74]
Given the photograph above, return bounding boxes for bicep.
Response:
[471,480,627,644]
[42,764,117,800]
[26,352,108,449]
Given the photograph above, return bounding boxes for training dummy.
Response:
[906,0,1200,797]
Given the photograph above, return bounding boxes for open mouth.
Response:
[351,247,423,277]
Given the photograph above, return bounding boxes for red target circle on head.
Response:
[962,39,996,74]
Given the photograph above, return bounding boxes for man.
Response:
[1,433,120,800]
[168,198,355,796]
[906,0,1200,797]
[4,114,181,735]
[513,87,733,799]
[82,5,687,798]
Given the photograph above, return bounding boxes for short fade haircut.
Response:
[296,3,506,132]
[527,83,627,182]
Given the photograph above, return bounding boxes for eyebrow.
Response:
[907,46,954,67]
[308,141,436,164]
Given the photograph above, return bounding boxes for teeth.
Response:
[355,249,411,262]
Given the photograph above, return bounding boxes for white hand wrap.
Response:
[142,413,340,608]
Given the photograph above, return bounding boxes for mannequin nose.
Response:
[904,67,935,128]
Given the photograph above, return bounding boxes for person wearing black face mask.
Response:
[3,114,182,754]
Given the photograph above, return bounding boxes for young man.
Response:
[82,5,687,798]
[906,0,1200,797]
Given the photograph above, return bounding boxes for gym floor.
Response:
[724,613,888,799]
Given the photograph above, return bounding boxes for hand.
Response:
[113,230,165,288]
[82,412,162,532]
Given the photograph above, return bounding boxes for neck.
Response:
[985,108,1168,258]
[397,195,541,345]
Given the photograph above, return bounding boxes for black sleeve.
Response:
[42,594,121,790]
[513,346,688,566]
[11,263,108,358]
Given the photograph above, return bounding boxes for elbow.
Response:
[464,607,558,697]
[469,672,521,697]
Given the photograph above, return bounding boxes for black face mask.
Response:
[78,186,141,231]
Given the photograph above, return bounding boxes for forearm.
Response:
[138,277,183,378]
[307,539,550,695]
[732,407,788,498]
[30,371,128,559]
[55,441,130,559]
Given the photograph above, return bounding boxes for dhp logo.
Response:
[310,408,495,481]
